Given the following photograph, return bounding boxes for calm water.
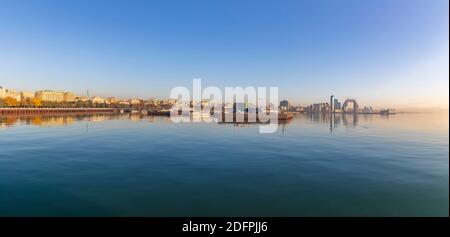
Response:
[0,112,448,216]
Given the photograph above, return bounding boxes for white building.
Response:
[91,96,105,104]
[0,86,22,101]
[21,91,35,100]
[129,99,141,105]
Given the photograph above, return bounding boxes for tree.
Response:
[4,97,18,107]
[31,98,42,107]
[20,98,31,107]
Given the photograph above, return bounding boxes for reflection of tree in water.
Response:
[0,113,122,127]
[31,117,41,126]
[0,116,19,127]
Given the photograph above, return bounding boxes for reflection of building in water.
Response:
[1,114,126,128]
[329,113,358,132]
[129,114,142,121]
[340,114,358,127]
[303,112,364,132]
[334,114,341,126]
[89,115,107,122]
[30,116,74,126]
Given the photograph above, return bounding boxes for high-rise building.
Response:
[334,98,341,110]
[330,95,334,112]
[280,100,289,110]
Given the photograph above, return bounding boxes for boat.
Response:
[278,112,294,120]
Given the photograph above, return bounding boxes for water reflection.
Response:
[0,113,178,128]
[0,112,404,129]
[0,113,121,127]
[1,112,448,135]
[0,111,448,217]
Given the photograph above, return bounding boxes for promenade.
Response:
[0,108,115,115]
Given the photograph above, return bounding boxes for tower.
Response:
[330,95,334,112]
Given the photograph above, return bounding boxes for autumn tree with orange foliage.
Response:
[31,98,42,107]
[4,97,18,107]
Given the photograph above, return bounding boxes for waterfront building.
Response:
[322,103,330,113]
[20,91,35,101]
[129,99,141,105]
[280,100,289,110]
[233,102,246,112]
[162,99,177,106]
[312,103,324,113]
[118,100,130,106]
[363,106,374,113]
[147,98,160,106]
[201,99,210,108]
[105,97,118,104]
[91,96,106,104]
[0,86,22,101]
[330,95,334,112]
[334,98,341,111]
[75,96,88,102]
[63,92,76,102]
[35,90,65,102]
[35,90,77,102]
[309,103,330,113]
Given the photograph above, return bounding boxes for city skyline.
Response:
[0,0,448,110]
[0,84,445,112]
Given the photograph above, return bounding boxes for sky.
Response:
[0,0,448,109]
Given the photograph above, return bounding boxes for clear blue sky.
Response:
[0,0,448,109]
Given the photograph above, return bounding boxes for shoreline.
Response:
[0,107,116,115]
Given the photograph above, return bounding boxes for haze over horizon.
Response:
[0,0,448,110]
